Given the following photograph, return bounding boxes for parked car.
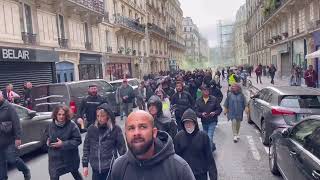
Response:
[30,79,118,115]
[269,116,320,180]
[248,86,320,145]
[109,78,140,109]
[13,104,52,156]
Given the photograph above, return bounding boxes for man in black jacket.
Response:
[0,91,31,180]
[77,85,108,128]
[174,108,217,180]
[110,110,195,180]
[195,85,222,151]
[116,79,135,120]
[147,96,177,138]
[171,81,194,131]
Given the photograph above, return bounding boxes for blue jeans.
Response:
[202,121,218,150]
[0,143,30,180]
[92,169,110,180]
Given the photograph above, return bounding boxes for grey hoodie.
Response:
[110,131,195,180]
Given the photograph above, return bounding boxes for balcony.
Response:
[65,0,104,15]
[147,23,168,39]
[263,0,288,22]
[106,46,112,53]
[85,42,92,50]
[58,38,68,48]
[114,15,145,37]
[167,24,176,35]
[118,47,124,54]
[125,48,132,55]
[132,50,137,56]
[169,40,186,51]
[22,32,37,45]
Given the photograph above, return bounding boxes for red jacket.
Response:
[255,67,262,76]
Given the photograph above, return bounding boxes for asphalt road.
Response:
[8,80,283,180]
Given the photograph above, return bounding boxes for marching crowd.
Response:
[0,68,250,180]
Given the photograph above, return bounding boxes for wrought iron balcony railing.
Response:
[22,32,37,45]
[147,23,167,38]
[69,0,104,14]
[114,15,145,34]
[58,38,69,48]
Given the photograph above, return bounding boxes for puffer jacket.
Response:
[45,120,82,177]
[148,96,177,138]
[174,109,217,179]
[110,131,195,180]
[82,103,126,173]
[0,100,21,148]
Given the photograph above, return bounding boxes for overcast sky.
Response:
[181,0,246,47]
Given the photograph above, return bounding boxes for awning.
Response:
[306,49,320,59]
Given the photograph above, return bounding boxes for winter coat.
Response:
[174,109,217,178]
[195,96,222,124]
[170,91,194,119]
[224,92,247,121]
[110,131,196,180]
[163,86,175,98]
[210,86,223,103]
[117,85,135,104]
[78,95,108,126]
[269,66,277,76]
[188,82,198,101]
[82,103,126,173]
[304,70,318,88]
[0,100,21,148]
[45,120,82,177]
[148,96,177,138]
[255,66,262,76]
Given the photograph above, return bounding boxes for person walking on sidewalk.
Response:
[290,67,302,86]
[82,104,126,180]
[46,105,83,180]
[0,91,31,180]
[195,85,222,151]
[174,108,218,180]
[269,64,277,85]
[223,84,248,143]
[110,111,196,180]
[255,64,263,84]
[116,79,135,120]
[304,65,318,88]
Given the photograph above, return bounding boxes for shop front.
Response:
[105,55,132,81]
[0,46,58,94]
[79,53,103,80]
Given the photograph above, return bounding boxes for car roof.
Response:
[33,79,109,88]
[267,86,320,96]
[109,78,138,83]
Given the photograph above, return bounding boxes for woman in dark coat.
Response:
[45,105,82,180]
[82,103,127,180]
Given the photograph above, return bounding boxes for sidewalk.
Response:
[247,75,291,90]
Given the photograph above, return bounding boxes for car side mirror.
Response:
[281,128,291,137]
[28,111,37,119]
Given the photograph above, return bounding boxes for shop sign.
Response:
[0,47,35,61]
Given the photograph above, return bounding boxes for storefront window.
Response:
[106,63,131,81]
[79,64,102,80]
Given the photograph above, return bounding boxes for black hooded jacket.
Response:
[110,131,195,180]
[174,109,217,178]
[82,103,127,173]
[0,100,21,148]
[147,96,177,138]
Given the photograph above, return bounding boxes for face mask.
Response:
[185,126,195,134]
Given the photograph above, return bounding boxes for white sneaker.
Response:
[233,136,238,143]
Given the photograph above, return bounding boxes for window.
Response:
[305,126,320,159]
[14,105,29,120]
[84,22,89,43]
[291,119,320,149]
[57,14,65,38]
[106,31,110,47]
[22,3,33,33]
[280,96,320,109]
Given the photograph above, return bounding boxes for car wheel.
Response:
[261,120,269,145]
[269,141,280,176]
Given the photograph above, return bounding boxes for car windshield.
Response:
[280,95,320,109]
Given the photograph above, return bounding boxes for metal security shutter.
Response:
[0,62,54,95]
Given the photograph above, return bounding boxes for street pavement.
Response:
[8,79,283,180]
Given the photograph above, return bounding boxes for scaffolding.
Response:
[217,20,235,66]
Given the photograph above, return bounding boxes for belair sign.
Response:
[0,47,35,61]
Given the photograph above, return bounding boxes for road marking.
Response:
[259,137,263,143]
[264,146,269,154]
[247,136,261,161]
